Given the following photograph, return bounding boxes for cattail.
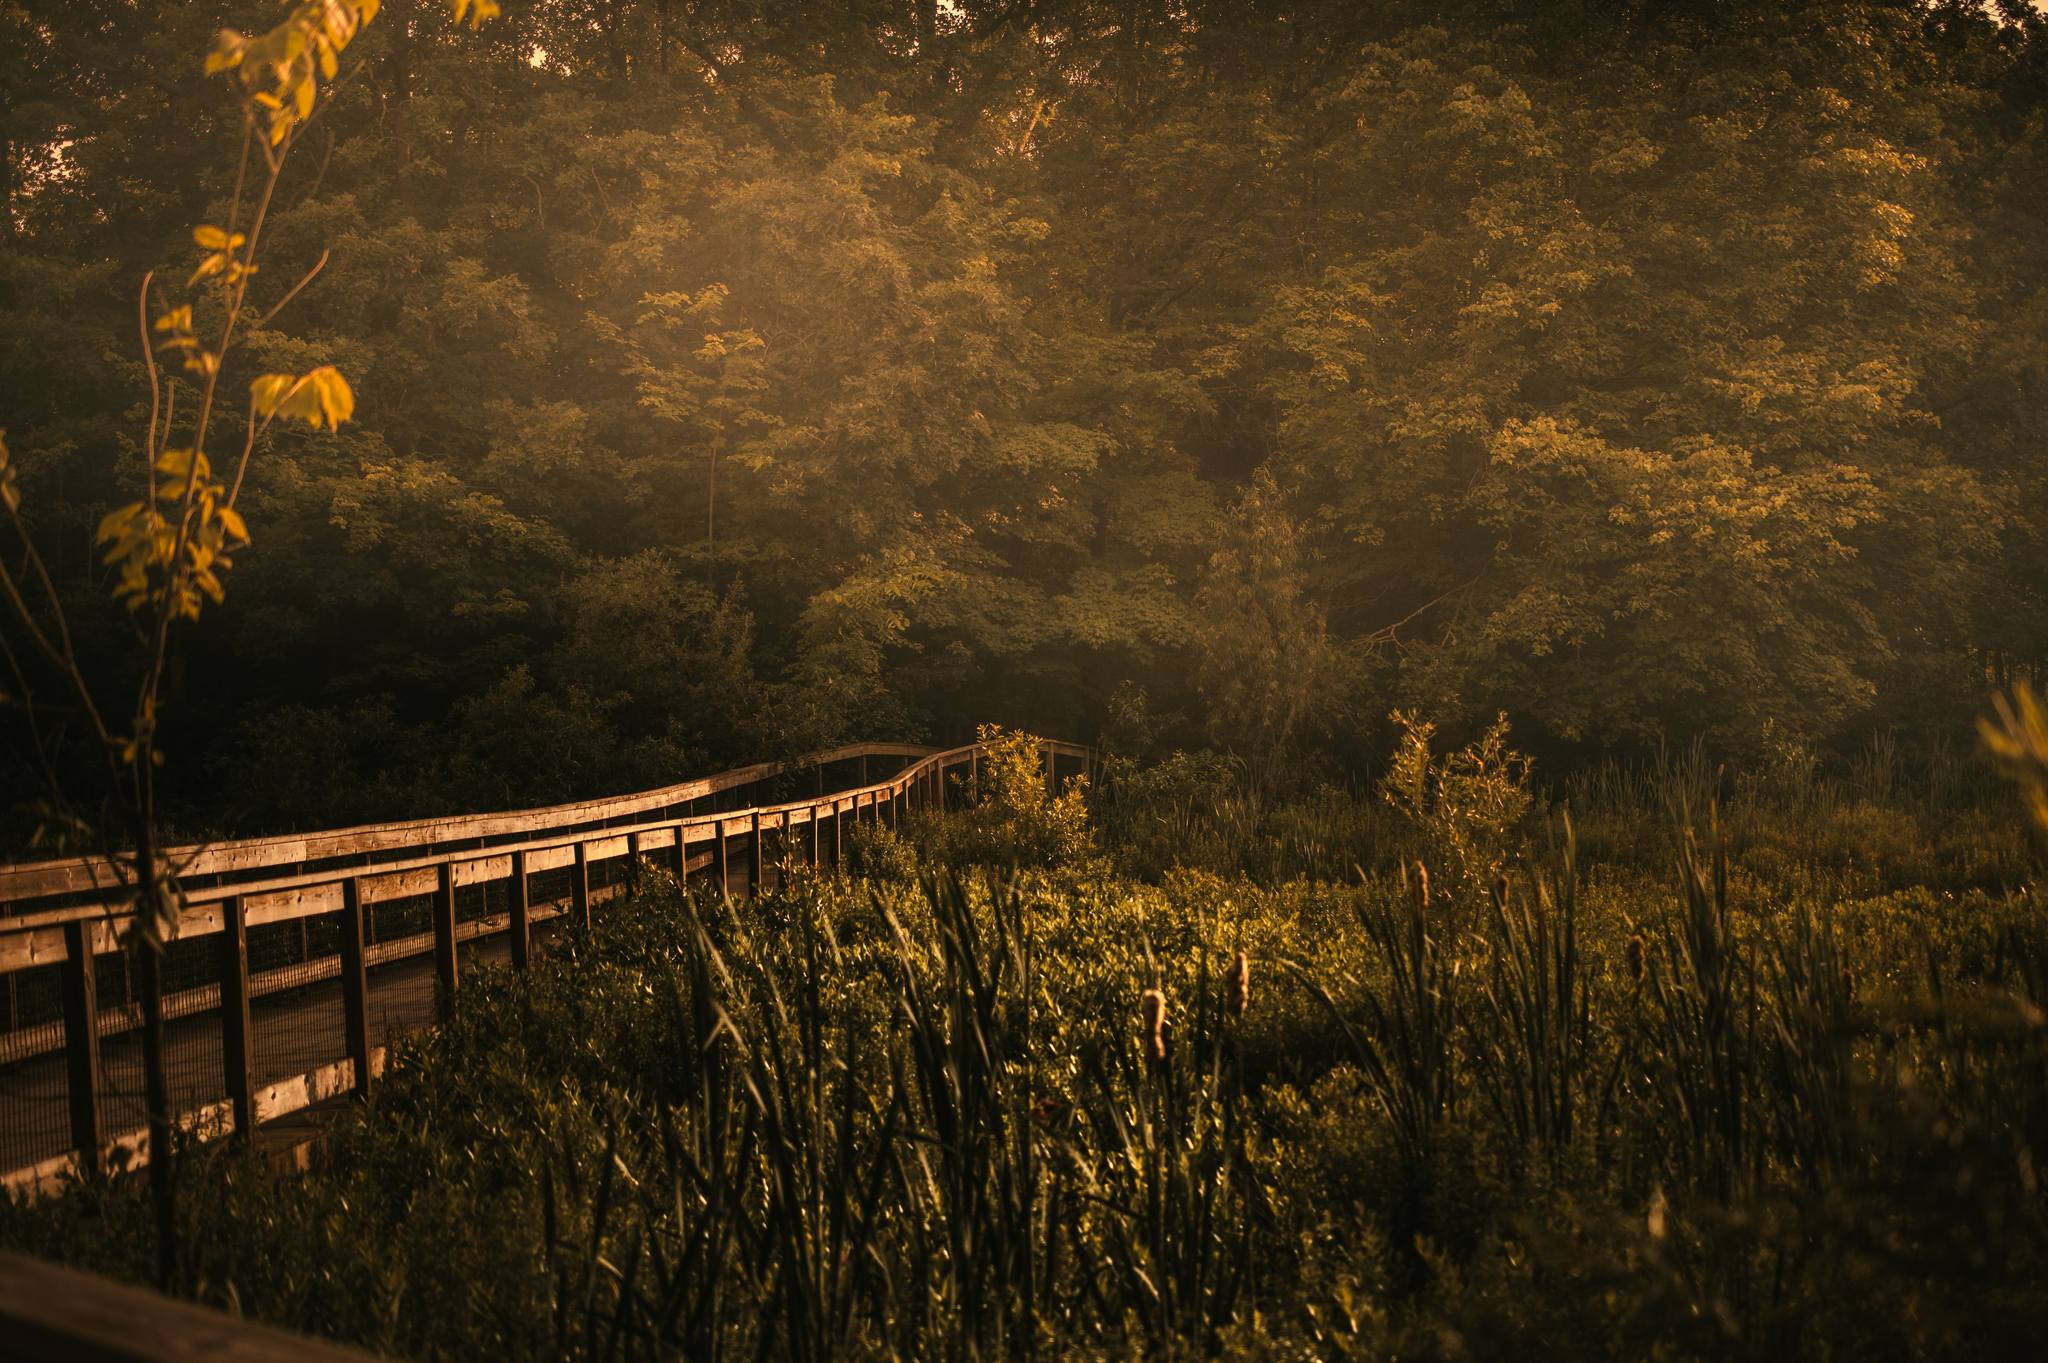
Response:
[1225,951,1250,1018]
[1141,987,1168,1065]
[1411,861,1431,917]
[1627,933,1645,983]
[1842,967,1857,1005]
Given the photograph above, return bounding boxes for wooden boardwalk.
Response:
[0,738,1089,1191]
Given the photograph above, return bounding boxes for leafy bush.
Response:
[918,724,1094,869]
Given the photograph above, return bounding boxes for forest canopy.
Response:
[3,0,2046,838]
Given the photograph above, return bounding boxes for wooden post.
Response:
[340,877,371,1100]
[217,896,255,1140]
[626,830,643,893]
[1044,740,1056,793]
[432,861,457,1021]
[509,850,531,972]
[832,800,843,866]
[748,810,763,896]
[58,921,101,1173]
[809,806,820,865]
[716,821,731,898]
[572,841,590,930]
[672,823,687,878]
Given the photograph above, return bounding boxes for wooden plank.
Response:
[0,1249,397,1363]
[253,1053,377,1127]
[716,824,730,898]
[0,742,941,906]
[0,925,79,975]
[355,855,510,907]
[59,921,100,1174]
[431,862,456,1021]
[526,843,574,875]
[245,882,342,926]
[583,834,629,862]
[0,739,1093,946]
[217,897,254,1140]
[509,851,530,972]
[339,879,370,1102]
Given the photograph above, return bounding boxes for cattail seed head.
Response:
[1225,951,1250,1018]
[1627,933,1646,982]
[1842,967,1856,1005]
[1141,987,1168,1064]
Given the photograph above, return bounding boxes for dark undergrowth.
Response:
[4,730,2046,1360]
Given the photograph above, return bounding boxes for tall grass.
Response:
[5,741,2048,1360]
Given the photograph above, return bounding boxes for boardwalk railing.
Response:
[0,736,1092,1192]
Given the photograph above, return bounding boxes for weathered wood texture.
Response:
[0,1248,389,1363]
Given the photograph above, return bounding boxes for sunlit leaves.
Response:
[250,366,355,432]
[452,0,501,30]
[95,447,250,620]
[1983,685,2048,833]
[188,223,251,289]
[152,305,215,377]
[208,0,491,147]
[208,0,381,146]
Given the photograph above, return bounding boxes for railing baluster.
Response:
[217,896,255,1140]
[509,850,531,972]
[717,821,731,898]
[432,862,457,1021]
[572,841,590,930]
[59,921,101,1176]
[340,877,371,1100]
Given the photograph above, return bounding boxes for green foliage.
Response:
[8,777,2048,1359]
[12,1,2048,837]
[1379,711,1535,910]
[919,724,1094,869]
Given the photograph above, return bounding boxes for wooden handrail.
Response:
[0,736,1093,1191]
[0,1248,388,1362]
[0,740,945,909]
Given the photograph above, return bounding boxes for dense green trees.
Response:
[4,0,2046,839]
